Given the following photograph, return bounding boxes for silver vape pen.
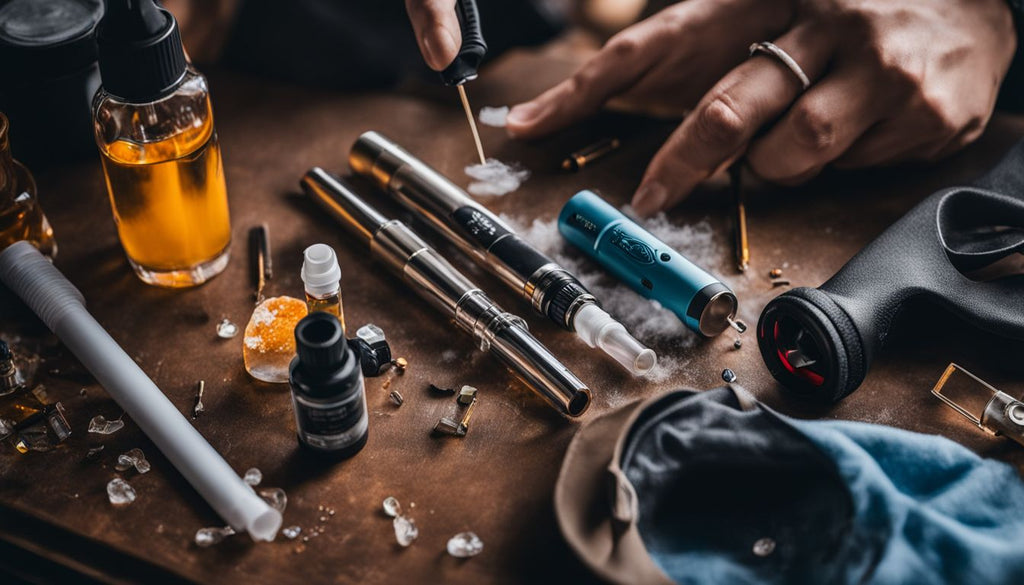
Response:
[301,168,591,417]
[349,131,656,376]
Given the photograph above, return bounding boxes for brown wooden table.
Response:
[2,45,1023,584]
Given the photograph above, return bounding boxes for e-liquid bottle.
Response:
[92,0,231,287]
[300,243,346,333]
[289,313,367,457]
[0,113,56,257]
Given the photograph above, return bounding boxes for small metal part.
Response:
[457,84,486,165]
[192,380,205,419]
[731,165,750,273]
[392,357,408,374]
[429,383,456,395]
[248,225,272,303]
[769,268,783,279]
[722,368,738,383]
[561,137,621,172]
[389,390,404,407]
[733,338,743,350]
[727,318,747,334]
[932,363,1024,447]
[458,396,477,433]
[772,279,791,287]
[457,385,477,406]
[433,416,464,437]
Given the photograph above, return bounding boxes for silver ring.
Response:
[749,41,811,91]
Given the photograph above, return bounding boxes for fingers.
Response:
[632,28,832,216]
[406,0,460,71]
[746,65,884,182]
[505,20,670,138]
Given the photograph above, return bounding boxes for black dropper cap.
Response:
[440,0,487,86]
[294,313,348,372]
[96,0,186,102]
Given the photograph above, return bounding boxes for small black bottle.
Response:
[289,313,368,457]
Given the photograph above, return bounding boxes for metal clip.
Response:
[932,363,1024,447]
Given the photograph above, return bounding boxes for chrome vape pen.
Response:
[349,131,655,376]
[301,168,591,417]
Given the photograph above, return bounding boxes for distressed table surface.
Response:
[2,44,1023,584]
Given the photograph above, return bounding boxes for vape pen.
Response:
[349,132,656,375]
[558,190,742,337]
[301,168,591,417]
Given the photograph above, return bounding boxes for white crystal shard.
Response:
[393,515,418,547]
[115,448,150,474]
[382,496,402,518]
[216,318,239,339]
[258,487,287,513]
[195,526,236,547]
[107,478,136,506]
[447,532,484,558]
[478,106,509,128]
[88,415,124,435]
[752,537,776,557]
[282,525,302,540]
[465,159,529,197]
[243,467,262,486]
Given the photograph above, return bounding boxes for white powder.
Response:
[502,209,723,380]
[478,106,509,128]
[465,159,530,197]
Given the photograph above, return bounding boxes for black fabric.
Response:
[620,387,857,584]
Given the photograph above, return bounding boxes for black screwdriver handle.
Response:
[440,0,488,86]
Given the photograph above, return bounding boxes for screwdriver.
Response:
[440,0,487,165]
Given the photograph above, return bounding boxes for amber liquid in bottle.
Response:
[305,293,346,334]
[94,69,230,287]
[0,113,56,257]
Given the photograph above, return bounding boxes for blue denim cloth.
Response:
[623,389,1024,585]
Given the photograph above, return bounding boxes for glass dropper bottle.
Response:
[301,243,345,334]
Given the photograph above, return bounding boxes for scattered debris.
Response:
[258,487,287,513]
[243,467,262,486]
[392,357,408,374]
[88,414,124,435]
[84,445,105,462]
[772,279,791,287]
[722,369,738,383]
[282,526,302,540]
[195,525,235,547]
[107,478,136,506]
[383,496,402,518]
[447,531,484,558]
[769,268,783,279]
[215,318,238,339]
[478,106,509,128]
[115,448,151,474]
[389,390,404,407]
[393,515,419,547]
[192,380,205,419]
[457,385,477,406]
[465,159,530,197]
[753,537,776,557]
[429,383,456,396]
[733,338,743,350]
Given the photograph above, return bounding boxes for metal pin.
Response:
[192,380,205,419]
[561,137,621,171]
[248,225,271,303]
[457,84,486,165]
[730,165,750,273]
[458,396,477,433]
[389,390,404,407]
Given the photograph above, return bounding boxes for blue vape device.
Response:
[558,190,740,337]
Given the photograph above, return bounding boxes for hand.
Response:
[405,0,461,71]
[507,0,1017,216]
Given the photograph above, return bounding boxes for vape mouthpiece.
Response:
[573,304,656,375]
[301,243,341,297]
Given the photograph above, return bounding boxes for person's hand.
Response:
[507,0,1017,216]
[405,0,461,71]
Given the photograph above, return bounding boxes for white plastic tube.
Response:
[0,242,281,542]
[573,304,657,375]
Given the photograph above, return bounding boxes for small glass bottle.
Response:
[0,341,71,454]
[0,112,56,257]
[301,243,346,333]
[92,0,230,287]
[289,313,368,457]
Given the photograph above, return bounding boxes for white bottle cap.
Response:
[301,244,342,296]
[573,303,657,375]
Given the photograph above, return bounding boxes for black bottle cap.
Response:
[96,0,186,102]
[294,313,347,371]
[0,340,10,362]
[0,0,104,81]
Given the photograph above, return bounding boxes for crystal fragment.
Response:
[107,478,136,506]
[393,515,418,547]
[216,318,239,339]
[243,297,308,383]
[465,159,529,197]
[478,106,509,128]
[457,385,477,406]
[722,369,737,383]
[429,384,456,395]
[753,537,776,557]
[447,532,484,558]
[195,526,236,547]
[85,445,105,461]
[115,448,151,474]
[389,390,404,407]
[258,487,287,513]
[282,525,302,540]
[243,467,262,486]
[383,496,402,518]
[88,415,124,435]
